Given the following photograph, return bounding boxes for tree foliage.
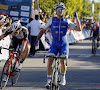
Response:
[39,0,100,19]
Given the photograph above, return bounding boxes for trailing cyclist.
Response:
[0,21,30,81]
[90,20,99,54]
[34,2,82,89]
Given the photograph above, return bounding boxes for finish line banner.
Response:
[0,0,31,25]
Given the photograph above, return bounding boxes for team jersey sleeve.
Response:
[22,27,29,40]
[43,18,52,30]
[4,28,13,37]
[67,19,75,30]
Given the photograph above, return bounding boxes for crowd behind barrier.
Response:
[0,28,91,60]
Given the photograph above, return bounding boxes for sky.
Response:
[90,0,100,3]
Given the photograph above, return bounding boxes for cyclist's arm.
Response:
[0,28,12,40]
[36,28,45,40]
[20,39,27,57]
[0,34,5,40]
[74,17,82,31]
[36,18,52,41]
[20,28,29,57]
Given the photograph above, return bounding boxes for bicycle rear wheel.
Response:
[11,60,20,85]
[0,59,11,89]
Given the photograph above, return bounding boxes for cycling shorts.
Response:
[9,36,27,50]
[48,42,69,57]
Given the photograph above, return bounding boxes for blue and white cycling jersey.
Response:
[43,17,75,56]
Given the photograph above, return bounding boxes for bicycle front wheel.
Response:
[50,70,59,90]
[11,60,20,85]
[0,59,11,89]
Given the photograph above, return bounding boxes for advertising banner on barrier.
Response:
[0,0,31,25]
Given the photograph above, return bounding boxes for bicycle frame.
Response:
[44,55,67,90]
[0,46,20,89]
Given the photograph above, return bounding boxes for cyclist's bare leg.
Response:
[16,42,30,69]
[92,40,95,49]
[21,42,30,60]
[60,59,67,73]
[97,37,99,47]
[60,58,67,85]
[18,42,30,60]
[47,57,54,75]
[45,57,54,87]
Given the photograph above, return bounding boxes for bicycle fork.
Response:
[53,59,59,86]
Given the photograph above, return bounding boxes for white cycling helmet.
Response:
[55,2,66,9]
[11,21,21,31]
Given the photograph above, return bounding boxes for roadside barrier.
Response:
[0,29,91,60]
[44,29,91,46]
[0,35,11,60]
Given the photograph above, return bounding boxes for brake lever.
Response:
[0,47,2,54]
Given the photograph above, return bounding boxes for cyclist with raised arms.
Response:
[0,21,31,70]
[35,2,82,88]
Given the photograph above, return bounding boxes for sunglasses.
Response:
[57,7,63,10]
[14,28,20,33]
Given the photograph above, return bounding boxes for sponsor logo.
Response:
[0,5,8,10]
[10,11,19,16]
[20,18,29,23]
[21,6,30,11]
[10,6,19,10]
[53,26,59,28]
[20,11,29,17]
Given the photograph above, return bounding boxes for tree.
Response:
[65,0,92,18]
[39,0,100,19]
[39,0,55,15]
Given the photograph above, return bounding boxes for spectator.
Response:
[26,18,33,29]
[26,18,33,43]
[28,15,43,57]
[2,23,11,34]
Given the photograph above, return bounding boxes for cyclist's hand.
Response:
[34,40,38,46]
[73,12,77,17]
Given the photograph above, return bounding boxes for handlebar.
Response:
[43,54,67,66]
[0,46,17,54]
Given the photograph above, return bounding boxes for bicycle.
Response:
[91,37,98,55]
[0,45,21,89]
[93,39,96,55]
[44,54,67,90]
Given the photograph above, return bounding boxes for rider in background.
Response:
[90,19,99,54]
[35,2,82,88]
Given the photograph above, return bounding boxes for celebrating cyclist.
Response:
[35,2,82,88]
[90,19,99,54]
[0,21,30,70]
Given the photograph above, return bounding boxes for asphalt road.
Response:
[0,39,100,90]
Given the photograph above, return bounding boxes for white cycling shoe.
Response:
[45,80,51,89]
[59,75,66,86]
[17,63,22,70]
